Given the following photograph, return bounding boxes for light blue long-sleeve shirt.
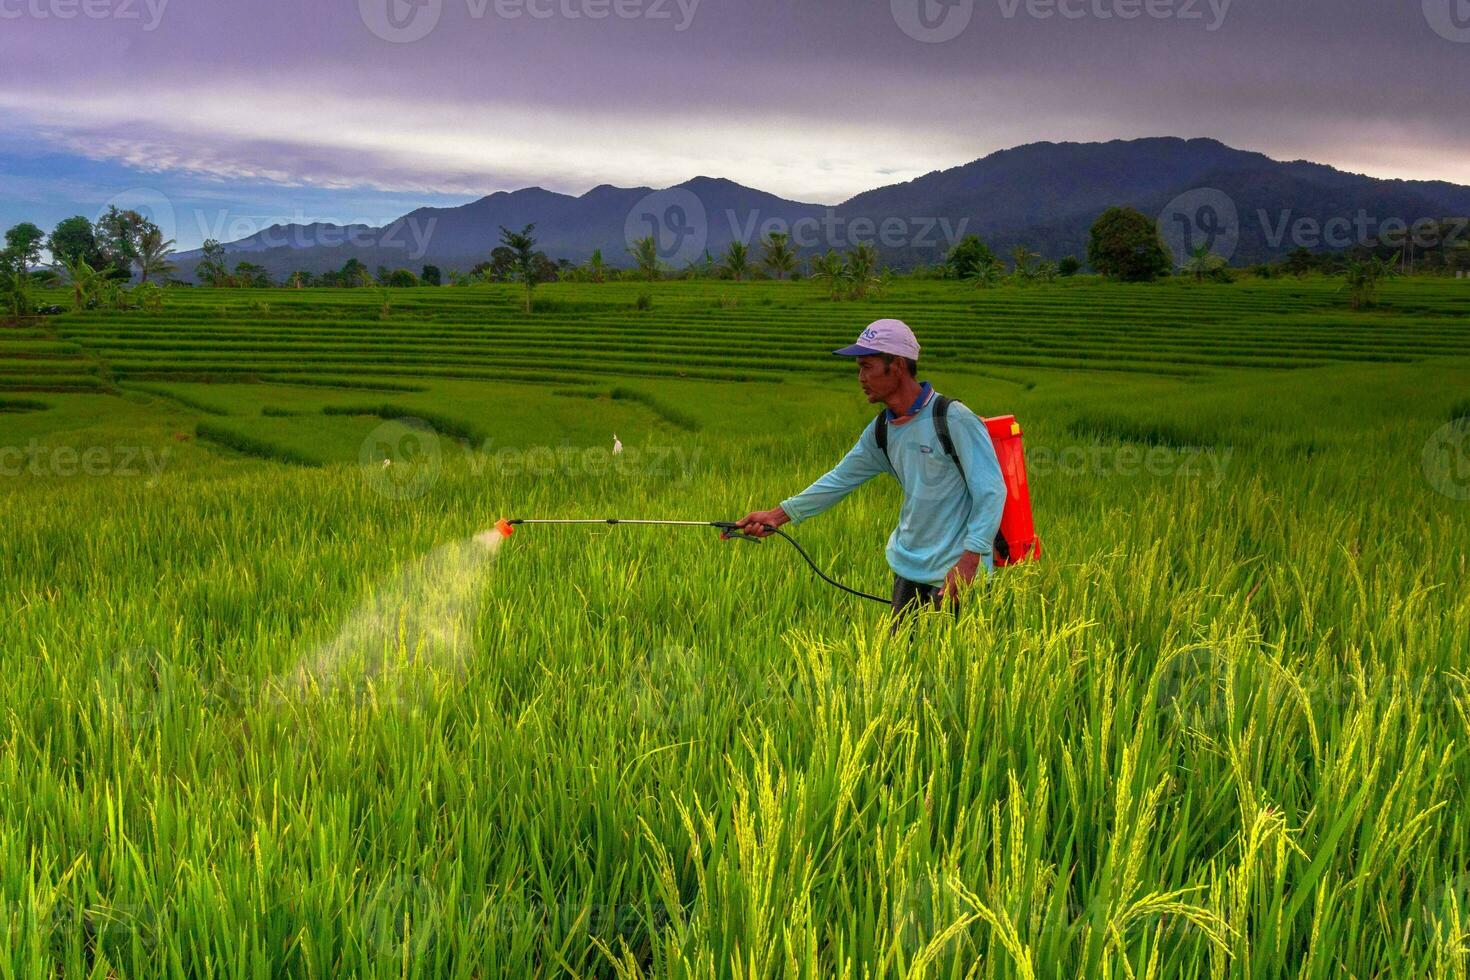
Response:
[779,392,1008,588]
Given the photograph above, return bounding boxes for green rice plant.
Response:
[194,419,323,465]
[0,395,49,411]
[4,276,1469,977]
[321,402,486,444]
[607,386,700,432]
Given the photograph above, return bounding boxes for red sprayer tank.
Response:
[983,415,1041,565]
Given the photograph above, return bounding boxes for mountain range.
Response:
[172,137,1470,279]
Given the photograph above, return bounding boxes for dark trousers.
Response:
[889,575,959,634]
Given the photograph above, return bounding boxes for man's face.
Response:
[856,354,903,403]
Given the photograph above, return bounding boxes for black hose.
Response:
[765,528,891,606]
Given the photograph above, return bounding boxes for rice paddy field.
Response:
[3,276,1470,977]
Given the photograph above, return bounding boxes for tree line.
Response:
[4,202,1464,318]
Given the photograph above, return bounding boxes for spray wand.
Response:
[493,517,889,605]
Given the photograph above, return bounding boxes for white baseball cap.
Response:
[832,318,921,360]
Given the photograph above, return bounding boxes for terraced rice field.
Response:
[2,277,1469,977]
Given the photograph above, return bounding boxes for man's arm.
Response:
[737,422,888,536]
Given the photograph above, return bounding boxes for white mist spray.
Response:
[279,528,507,701]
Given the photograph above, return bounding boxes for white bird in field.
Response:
[382,458,392,468]
[612,434,623,455]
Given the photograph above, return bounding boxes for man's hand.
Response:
[943,551,983,601]
[736,507,790,538]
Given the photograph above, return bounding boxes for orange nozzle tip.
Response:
[495,518,515,537]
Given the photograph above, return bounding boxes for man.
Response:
[737,318,1007,627]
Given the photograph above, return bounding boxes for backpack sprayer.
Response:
[493,412,1041,605]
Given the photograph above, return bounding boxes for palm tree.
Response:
[628,235,662,282]
[62,256,104,311]
[1182,244,1226,283]
[808,250,849,300]
[498,223,541,313]
[965,253,1004,288]
[1010,245,1038,282]
[760,231,798,280]
[1341,252,1401,310]
[0,252,32,317]
[845,242,880,299]
[97,279,132,311]
[587,248,606,284]
[196,239,229,287]
[721,241,750,281]
[136,227,177,283]
[133,281,164,312]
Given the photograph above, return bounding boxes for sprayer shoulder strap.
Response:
[876,396,1009,563]
[874,395,966,479]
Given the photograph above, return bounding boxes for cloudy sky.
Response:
[3,0,1467,249]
